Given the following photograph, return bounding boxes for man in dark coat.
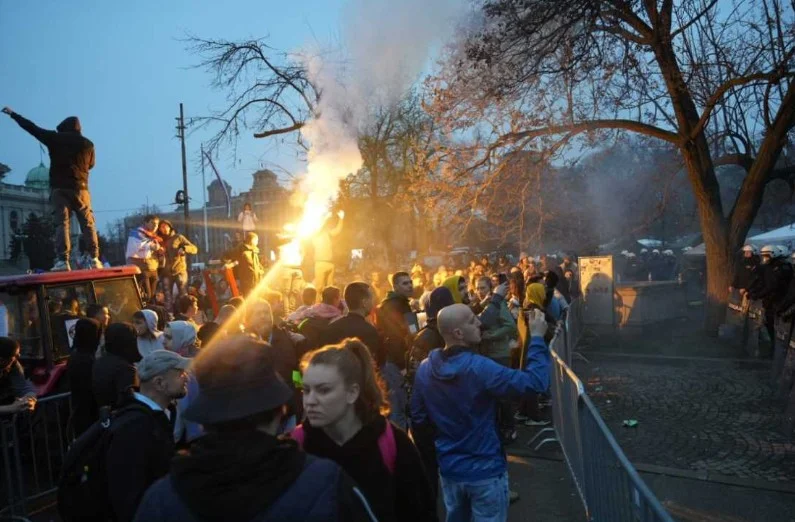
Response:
[2,107,101,271]
[321,282,382,358]
[106,350,190,522]
[376,271,418,429]
[224,231,265,297]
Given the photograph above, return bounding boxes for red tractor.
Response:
[0,266,143,396]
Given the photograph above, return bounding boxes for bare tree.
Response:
[185,36,320,152]
[428,0,795,332]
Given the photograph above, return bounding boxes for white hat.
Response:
[627,253,636,258]
[640,248,648,253]
[652,249,660,254]
[741,245,758,254]
[663,249,674,256]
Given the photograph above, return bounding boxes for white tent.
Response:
[684,222,795,256]
[748,223,795,248]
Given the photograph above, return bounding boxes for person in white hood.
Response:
[164,320,198,358]
[132,309,164,358]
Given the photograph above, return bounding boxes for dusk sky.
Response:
[0,0,345,233]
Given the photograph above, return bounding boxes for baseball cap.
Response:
[138,350,191,381]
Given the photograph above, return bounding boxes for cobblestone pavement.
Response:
[574,354,795,483]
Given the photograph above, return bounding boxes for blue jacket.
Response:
[410,336,550,482]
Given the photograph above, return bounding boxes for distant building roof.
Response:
[25,163,49,189]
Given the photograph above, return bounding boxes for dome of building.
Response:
[25,163,49,189]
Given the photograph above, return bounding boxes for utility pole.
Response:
[176,103,190,239]
[200,143,209,255]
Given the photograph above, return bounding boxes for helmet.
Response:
[741,245,758,254]
[621,250,629,255]
[652,249,660,254]
[760,245,775,256]
[627,253,636,258]
[775,246,790,258]
[682,247,692,252]
[663,249,674,256]
[640,248,648,254]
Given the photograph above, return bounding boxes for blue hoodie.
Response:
[410,335,550,482]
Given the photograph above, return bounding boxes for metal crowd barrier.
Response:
[529,301,674,522]
[1,392,73,521]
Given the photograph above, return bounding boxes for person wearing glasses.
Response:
[0,337,37,415]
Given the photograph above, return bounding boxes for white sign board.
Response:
[65,318,80,348]
[579,256,615,325]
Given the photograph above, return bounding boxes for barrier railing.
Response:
[0,392,73,521]
[529,301,674,522]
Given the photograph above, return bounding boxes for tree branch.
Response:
[253,122,306,139]
[692,69,795,140]
[499,119,679,145]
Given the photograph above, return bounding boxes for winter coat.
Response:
[321,313,383,362]
[478,294,517,360]
[106,396,175,522]
[10,113,94,190]
[161,232,198,277]
[299,415,437,522]
[228,242,264,291]
[410,336,550,482]
[133,431,377,522]
[376,292,419,369]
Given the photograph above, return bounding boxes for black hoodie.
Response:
[67,318,103,436]
[92,323,140,409]
[10,112,95,190]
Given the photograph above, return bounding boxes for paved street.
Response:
[575,353,795,483]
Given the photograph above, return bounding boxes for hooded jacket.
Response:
[376,291,419,369]
[92,323,141,409]
[410,336,550,482]
[10,113,94,190]
[442,276,466,304]
[137,309,165,358]
[132,431,378,522]
[166,321,198,357]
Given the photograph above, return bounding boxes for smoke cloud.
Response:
[290,0,463,240]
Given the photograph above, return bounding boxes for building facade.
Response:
[0,163,52,261]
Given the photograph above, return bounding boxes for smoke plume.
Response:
[290,0,462,240]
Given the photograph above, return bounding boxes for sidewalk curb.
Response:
[507,447,795,494]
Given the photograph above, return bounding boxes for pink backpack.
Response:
[290,421,397,474]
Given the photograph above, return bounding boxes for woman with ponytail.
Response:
[295,338,437,522]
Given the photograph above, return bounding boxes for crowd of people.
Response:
[0,249,579,522]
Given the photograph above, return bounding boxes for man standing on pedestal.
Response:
[2,107,101,271]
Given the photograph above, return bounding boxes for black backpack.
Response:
[57,402,151,521]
